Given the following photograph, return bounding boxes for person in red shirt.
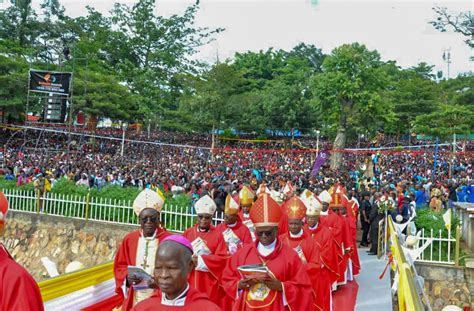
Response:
[114,189,171,310]
[222,194,313,311]
[131,235,220,311]
[182,195,229,309]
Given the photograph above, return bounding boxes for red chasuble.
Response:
[320,211,349,284]
[215,221,253,255]
[343,214,360,276]
[131,286,221,311]
[303,223,339,311]
[0,244,44,311]
[114,228,171,310]
[182,225,229,310]
[221,239,313,311]
[279,231,319,311]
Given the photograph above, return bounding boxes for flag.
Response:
[443,209,451,231]
[252,169,262,181]
[311,151,329,176]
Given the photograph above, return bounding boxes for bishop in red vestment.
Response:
[132,235,221,311]
[222,194,313,311]
[182,195,229,309]
[300,190,339,311]
[0,244,44,310]
[0,192,43,311]
[279,196,320,311]
[114,189,171,310]
[237,185,257,242]
[215,195,253,255]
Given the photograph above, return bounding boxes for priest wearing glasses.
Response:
[222,193,313,311]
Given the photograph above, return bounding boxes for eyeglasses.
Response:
[140,216,158,223]
[256,230,274,237]
[197,215,212,220]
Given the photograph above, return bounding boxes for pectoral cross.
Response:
[141,261,150,270]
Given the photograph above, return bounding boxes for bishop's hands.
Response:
[238,278,283,292]
[127,273,141,287]
[238,278,257,290]
[126,274,158,289]
[261,278,283,291]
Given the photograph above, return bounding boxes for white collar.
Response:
[243,212,250,218]
[141,230,157,240]
[309,223,319,230]
[227,222,237,228]
[161,283,189,306]
[257,239,277,257]
[289,229,303,238]
[197,227,210,233]
[320,210,328,216]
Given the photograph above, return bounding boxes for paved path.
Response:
[355,248,392,311]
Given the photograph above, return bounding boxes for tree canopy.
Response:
[0,0,472,144]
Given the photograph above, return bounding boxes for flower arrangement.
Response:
[378,194,395,214]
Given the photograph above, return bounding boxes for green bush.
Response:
[415,208,459,238]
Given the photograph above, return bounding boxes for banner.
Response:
[311,150,328,176]
[29,69,72,95]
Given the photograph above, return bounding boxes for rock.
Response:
[71,241,80,254]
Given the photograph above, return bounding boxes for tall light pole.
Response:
[442,48,451,79]
[121,122,126,157]
[316,130,320,156]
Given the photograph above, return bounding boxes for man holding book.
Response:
[216,194,253,255]
[222,193,313,310]
[114,188,171,310]
[182,195,229,309]
[132,235,221,310]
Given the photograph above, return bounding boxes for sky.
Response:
[26,0,474,76]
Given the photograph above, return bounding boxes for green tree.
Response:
[413,104,474,138]
[310,43,392,168]
[384,63,439,135]
[183,63,247,131]
[431,7,473,50]
[0,55,29,122]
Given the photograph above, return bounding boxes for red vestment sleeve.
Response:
[114,232,139,294]
[277,245,314,311]
[0,246,44,311]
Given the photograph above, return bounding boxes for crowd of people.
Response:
[0,125,473,310]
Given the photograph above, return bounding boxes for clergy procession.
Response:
[112,180,361,311]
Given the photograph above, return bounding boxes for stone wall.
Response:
[0,211,139,281]
[415,262,474,310]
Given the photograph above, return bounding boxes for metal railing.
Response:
[2,188,224,233]
[417,227,459,265]
[382,214,460,266]
[387,217,428,311]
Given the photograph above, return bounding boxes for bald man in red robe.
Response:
[114,189,171,310]
[182,195,229,309]
[222,194,313,311]
[131,236,220,311]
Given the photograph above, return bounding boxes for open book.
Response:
[128,266,154,290]
[191,237,211,256]
[237,264,271,280]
